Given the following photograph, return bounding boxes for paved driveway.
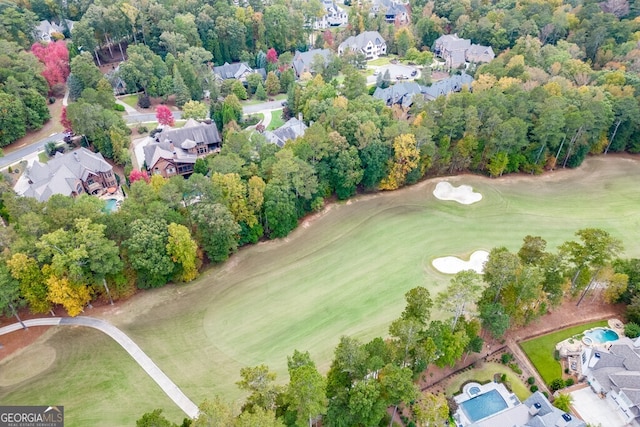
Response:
[368,63,420,85]
[570,387,627,427]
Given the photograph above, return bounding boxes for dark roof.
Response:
[22,148,112,202]
[213,62,253,80]
[423,73,474,100]
[292,49,333,77]
[264,117,308,147]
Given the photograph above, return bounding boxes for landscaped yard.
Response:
[266,109,284,130]
[241,94,286,106]
[368,55,397,66]
[445,362,531,401]
[520,320,608,385]
[120,94,139,109]
[3,157,640,425]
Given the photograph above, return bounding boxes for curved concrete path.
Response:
[0,316,199,419]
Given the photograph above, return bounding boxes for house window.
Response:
[197,146,208,155]
[167,166,176,175]
[154,167,160,175]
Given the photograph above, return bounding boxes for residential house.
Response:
[370,0,410,24]
[423,73,474,101]
[434,34,495,68]
[579,336,640,426]
[106,65,127,95]
[374,73,473,107]
[455,386,586,427]
[143,119,222,178]
[20,148,117,202]
[34,19,75,42]
[338,31,387,60]
[373,82,428,108]
[292,49,333,78]
[314,0,348,29]
[263,116,308,148]
[213,62,255,82]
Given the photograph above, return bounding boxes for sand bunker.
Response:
[433,182,482,205]
[432,250,489,274]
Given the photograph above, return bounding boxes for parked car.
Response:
[411,70,417,77]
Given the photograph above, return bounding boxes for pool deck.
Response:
[454,382,520,426]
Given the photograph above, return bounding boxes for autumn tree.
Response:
[6,252,51,314]
[285,351,327,427]
[181,100,208,121]
[379,134,420,190]
[191,202,240,262]
[166,223,199,282]
[46,273,92,317]
[265,71,281,96]
[156,105,175,127]
[413,392,449,427]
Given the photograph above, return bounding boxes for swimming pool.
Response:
[460,389,508,422]
[104,198,119,213]
[584,328,619,344]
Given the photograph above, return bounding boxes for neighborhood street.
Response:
[0,99,285,170]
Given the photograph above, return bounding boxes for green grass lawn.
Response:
[38,152,49,163]
[120,94,139,109]
[266,109,284,130]
[368,56,396,66]
[445,362,531,401]
[241,94,286,106]
[3,157,640,425]
[520,320,608,385]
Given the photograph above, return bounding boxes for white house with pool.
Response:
[578,335,640,426]
[453,382,585,426]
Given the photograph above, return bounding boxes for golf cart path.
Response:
[0,316,199,419]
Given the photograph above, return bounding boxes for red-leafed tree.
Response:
[60,106,72,132]
[156,105,175,126]
[31,41,70,93]
[129,169,150,183]
[323,30,334,47]
[266,48,278,64]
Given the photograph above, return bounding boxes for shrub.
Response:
[554,350,560,361]
[113,103,125,112]
[550,378,565,392]
[7,166,12,173]
[48,96,56,104]
[624,322,640,338]
[501,373,507,382]
[565,368,570,374]
[137,94,151,108]
[508,363,522,374]
[45,141,57,156]
[137,125,148,134]
[501,353,514,364]
[530,385,539,392]
[527,377,535,385]
[542,391,549,398]
[565,378,574,387]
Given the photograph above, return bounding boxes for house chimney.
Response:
[298,112,303,122]
[169,141,177,159]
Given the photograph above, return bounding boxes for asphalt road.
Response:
[0,316,199,419]
[1,100,284,170]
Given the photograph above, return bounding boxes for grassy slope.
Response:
[2,156,640,425]
[520,320,608,385]
[266,109,285,130]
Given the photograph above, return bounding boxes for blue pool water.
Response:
[469,386,481,396]
[461,389,508,422]
[585,328,619,343]
[104,198,118,213]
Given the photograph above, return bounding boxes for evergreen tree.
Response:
[173,67,191,107]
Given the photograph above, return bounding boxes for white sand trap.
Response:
[433,181,482,205]
[432,250,489,274]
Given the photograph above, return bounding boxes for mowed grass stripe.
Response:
[2,156,640,425]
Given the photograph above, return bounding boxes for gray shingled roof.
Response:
[22,148,112,202]
[293,49,333,77]
[423,73,474,100]
[373,82,427,108]
[339,31,386,52]
[264,117,307,147]
[213,62,253,80]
